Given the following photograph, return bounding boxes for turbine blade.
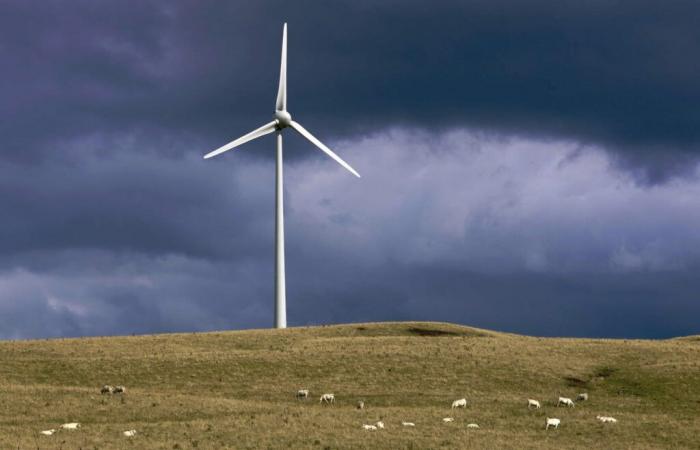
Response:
[204,121,278,159]
[275,23,287,111]
[290,121,361,178]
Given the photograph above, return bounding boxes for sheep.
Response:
[40,429,56,436]
[376,421,385,429]
[596,415,618,423]
[467,423,480,429]
[451,398,467,409]
[545,417,561,430]
[363,424,378,431]
[123,429,137,437]
[60,422,80,430]
[527,399,541,409]
[114,385,126,394]
[401,421,416,427]
[442,417,454,423]
[296,389,309,400]
[557,397,575,407]
[577,392,589,401]
[101,385,113,395]
[357,400,365,410]
[320,393,335,404]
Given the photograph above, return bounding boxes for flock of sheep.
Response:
[535,393,617,429]
[39,422,137,438]
[297,389,619,431]
[38,385,135,438]
[38,384,619,439]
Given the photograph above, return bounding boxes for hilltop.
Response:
[0,322,698,449]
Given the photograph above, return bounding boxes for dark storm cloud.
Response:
[1,1,700,340]
[0,150,273,260]
[290,264,700,339]
[1,130,700,339]
[3,1,700,173]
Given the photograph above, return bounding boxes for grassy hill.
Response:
[0,322,699,449]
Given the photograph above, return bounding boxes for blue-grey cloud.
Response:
[1,129,699,339]
[1,1,700,339]
[4,1,700,175]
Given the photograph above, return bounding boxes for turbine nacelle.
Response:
[274,110,292,128]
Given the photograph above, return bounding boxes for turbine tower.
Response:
[203,23,360,329]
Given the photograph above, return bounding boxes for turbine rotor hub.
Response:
[274,110,292,128]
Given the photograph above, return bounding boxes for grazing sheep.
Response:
[363,424,378,431]
[123,429,137,437]
[442,417,454,423]
[467,423,480,429]
[357,400,365,410]
[577,393,589,401]
[320,393,335,404]
[101,385,113,395]
[545,417,561,430]
[596,415,618,423]
[451,398,467,409]
[40,429,56,436]
[401,421,415,427]
[60,422,80,430]
[376,421,385,429]
[527,399,541,409]
[557,397,575,407]
[296,389,309,400]
[114,385,126,394]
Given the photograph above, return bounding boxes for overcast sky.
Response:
[2,0,700,339]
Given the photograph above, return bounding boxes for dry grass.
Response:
[0,321,699,449]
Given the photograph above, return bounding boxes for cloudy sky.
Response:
[2,0,699,339]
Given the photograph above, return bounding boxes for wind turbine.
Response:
[203,23,360,329]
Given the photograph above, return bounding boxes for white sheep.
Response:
[451,398,467,409]
[357,400,365,410]
[40,429,56,436]
[557,397,575,407]
[60,422,80,430]
[442,417,454,423]
[577,393,589,401]
[545,417,561,430]
[376,421,385,429]
[114,385,126,394]
[320,393,335,404]
[363,424,377,431]
[296,389,309,400]
[467,423,480,429]
[596,415,618,423]
[401,421,415,427]
[527,399,541,409]
[101,385,113,395]
[123,429,137,437]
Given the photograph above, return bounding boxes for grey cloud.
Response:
[0,150,274,261]
[285,130,700,274]
[3,129,699,339]
[3,1,700,176]
[2,1,700,340]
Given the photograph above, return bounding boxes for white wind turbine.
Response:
[204,23,360,329]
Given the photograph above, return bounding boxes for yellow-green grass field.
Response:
[0,322,699,449]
